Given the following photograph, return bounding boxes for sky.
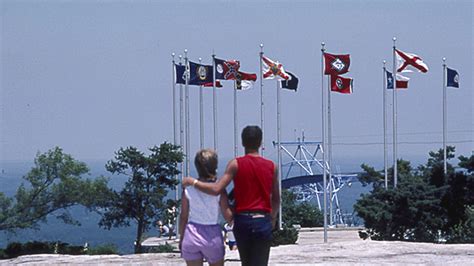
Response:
[1,0,472,172]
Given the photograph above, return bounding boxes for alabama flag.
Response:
[330,75,353,94]
[395,49,429,73]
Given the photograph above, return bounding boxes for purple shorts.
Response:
[181,222,225,263]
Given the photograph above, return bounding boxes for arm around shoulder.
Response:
[193,159,237,196]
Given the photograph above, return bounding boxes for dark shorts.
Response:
[181,222,225,263]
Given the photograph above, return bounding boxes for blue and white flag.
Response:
[446,67,459,88]
[175,62,214,86]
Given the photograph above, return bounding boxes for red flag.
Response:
[324,53,350,75]
[395,49,429,73]
[237,71,257,81]
[202,80,223,88]
[330,75,353,94]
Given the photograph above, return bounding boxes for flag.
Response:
[324,53,350,75]
[395,49,429,73]
[446,67,459,88]
[235,71,256,90]
[262,55,290,80]
[330,75,353,94]
[280,71,298,91]
[175,64,222,87]
[214,58,241,80]
[386,70,409,89]
[236,80,253,90]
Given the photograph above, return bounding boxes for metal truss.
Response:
[274,137,356,225]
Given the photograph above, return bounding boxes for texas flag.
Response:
[395,49,429,73]
[324,53,351,75]
[330,74,353,94]
[386,70,409,89]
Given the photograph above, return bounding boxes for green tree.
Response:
[0,147,111,231]
[99,143,183,253]
[355,147,474,243]
[281,190,323,227]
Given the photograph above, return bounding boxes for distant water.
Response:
[0,159,372,254]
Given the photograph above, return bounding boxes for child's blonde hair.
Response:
[194,149,218,180]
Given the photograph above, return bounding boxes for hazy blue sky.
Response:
[1,0,472,171]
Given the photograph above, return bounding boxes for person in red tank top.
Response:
[183,126,280,266]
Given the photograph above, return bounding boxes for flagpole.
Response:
[277,78,282,230]
[383,60,388,190]
[328,66,333,226]
[212,51,217,152]
[260,43,265,156]
[177,54,184,240]
[179,54,184,183]
[234,81,238,157]
[392,37,398,188]
[184,49,190,176]
[321,42,328,243]
[199,58,204,150]
[443,57,447,175]
[172,52,179,204]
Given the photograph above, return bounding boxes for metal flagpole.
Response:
[212,52,217,151]
[383,60,388,189]
[321,42,328,243]
[177,54,184,239]
[234,81,238,157]
[199,58,204,150]
[172,53,177,148]
[328,69,333,226]
[277,79,282,230]
[172,53,179,202]
[392,37,398,188]
[179,55,184,182]
[184,49,190,176]
[443,57,447,175]
[260,44,265,156]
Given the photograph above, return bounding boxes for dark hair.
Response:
[241,125,262,150]
[194,149,218,179]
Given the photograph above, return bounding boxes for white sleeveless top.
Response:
[185,186,221,225]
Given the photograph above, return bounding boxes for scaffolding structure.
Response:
[273,136,356,225]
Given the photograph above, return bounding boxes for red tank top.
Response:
[234,155,275,214]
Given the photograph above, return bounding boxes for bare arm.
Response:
[271,163,280,229]
[219,191,233,224]
[183,159,238,196]
[178,190,189,249]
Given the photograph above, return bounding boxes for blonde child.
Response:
[179,149,233,266]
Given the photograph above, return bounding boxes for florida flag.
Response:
[262,55,290,80]
[330,75,353,94]
[395,49,429,73]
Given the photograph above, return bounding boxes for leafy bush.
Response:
[282,190,323,227]
[86,244,118,255]
[271,227,298,246]
[446,206,474,243]
[147,243,176,253]
[1,241,87,259]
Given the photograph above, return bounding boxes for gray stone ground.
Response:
[2,228,473,265]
